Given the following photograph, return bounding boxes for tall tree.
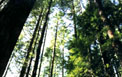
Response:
[94,0,122,67]
[19,8,43,77]
[50,21,58,77]
[38,26,48,77]
[71,0,77,38]
[25,9,46,77]
[31,0,52,76]
[0,0,36,76]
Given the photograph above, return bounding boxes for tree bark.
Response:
[50,22,58,77]
[31,0,52,76]
[71,0,77,39]
[2,51,15,77]
[0,0,36,76]
[25,10,45,77]
[38,26,48,77]
[25,29,39,77]
[98,40,108,76]
[19,8,43,77]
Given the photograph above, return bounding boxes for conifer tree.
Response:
[32,0,52,76]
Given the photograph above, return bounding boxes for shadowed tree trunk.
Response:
[50,22,58,77]
[2,51,15,77]
[31,0,52,76]
[25,28,39,77]
[48,54,52,77]
[71,0,77,39]
[98,40,108,76]
[19,8,43,77]
[25,10,45,77]
[95,0,122,76]
[0,0,36,76]
[38,26,48,77]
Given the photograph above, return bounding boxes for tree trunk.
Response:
[50,22,58,77]
[19,8,43,77]
[98,40,108,76]
[94,0,122,67]
[0,0,36,76]
[94,1,122,76]
[25,10,45,77]
[38,26,48,77]
[2,51,15,77]
[71,0,77,39]
[48,56,52,77]
[25,30,39,77]
[31,0,52,76]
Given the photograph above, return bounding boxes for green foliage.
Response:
[5,0,122,77]
[66,1,122,77]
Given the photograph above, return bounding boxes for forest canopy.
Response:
[0,0,122,77]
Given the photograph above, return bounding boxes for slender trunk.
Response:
[38,26,48,77]
[0,0,36,76]
[25,9,45,77]
[87,47,94,76]
[71,0,77,39]
[25,23,41,77]
[31,0,52,76]
[25,30,39,77]
[19,9,43,77]
[50,22,58,77]
[54,60,57,77]
[48,57,52,77]
[98,41,108,76]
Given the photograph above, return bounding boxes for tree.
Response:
[0,0,36,76]
[50,21,58,77]
[2,0,122,76]
[66,0,122,76]
[37,26,48,77]
[71,0,77,38]
[25,9,46,77]
[19,8,43,77]
[31,0,52,76]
